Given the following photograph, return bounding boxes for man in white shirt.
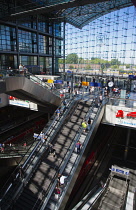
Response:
[60,175,67,185]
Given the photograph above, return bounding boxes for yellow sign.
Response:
[82,81,89,86]
[47,79,53,83]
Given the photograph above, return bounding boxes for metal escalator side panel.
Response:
[4,77,61,107]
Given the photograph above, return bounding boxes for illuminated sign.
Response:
[110,165,129,176]
[9,100,29,108]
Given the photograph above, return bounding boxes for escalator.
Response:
[11,100,91,210]
[69,123,136,210]
[1,101,81,209]
[0,74,61,113]
[0,94,106,210]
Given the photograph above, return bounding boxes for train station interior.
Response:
[0,0,136,210]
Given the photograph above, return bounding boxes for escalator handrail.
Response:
[40,96,106,209]
[0,98,76,207]
[39,118,84,209]
[24,72,61,96]
[52,97,108,209]
[19,99,74,170]
[0,94,105,208]
[31,100,81,209]
[1,70,61,97]
[74,178,110,210]
[88,177,114,209]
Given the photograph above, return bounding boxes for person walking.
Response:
[55,108,61,118]
[87,117,91,130]
[81,120,87,132]
[48,143,53,154]
[18,166,24,180]
[40,132,45,142]
[60,175,67,186]
[54,186,61,199]
[75,141,82,154]
[99,94,102,104]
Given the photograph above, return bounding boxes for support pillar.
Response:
[62,21,66,87]
[48,113,50,121]
[124,129,131,161]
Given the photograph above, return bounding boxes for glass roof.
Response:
[62,0,133,28]
[0,0,133,28]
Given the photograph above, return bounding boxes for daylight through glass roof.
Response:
[0,0,134,28]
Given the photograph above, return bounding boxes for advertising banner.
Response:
[103,105,136,129]
[54,80,63,84]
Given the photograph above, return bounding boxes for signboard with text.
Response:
[110,165,129,176]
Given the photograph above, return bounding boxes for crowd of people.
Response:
[1,76,116,202]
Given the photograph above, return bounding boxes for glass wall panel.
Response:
[55,39,61,56]
[18,16,37,29]
[0,54,17,69]
[39,56,46,72]
[18,29,37,53]
[38,16,53,35]
[55,57,59,73]
[38,16,48,33]
[39,35,52,54]
[49,23,53,35]
[19,56,37,66]
[39,57,52,74]
[55,23,61,37]
[46,57,52,74]
[39,35,47,54]
[0,25,16,51]
[49,37,52,54]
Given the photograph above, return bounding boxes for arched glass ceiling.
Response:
[0,0,133,29]
[60,0,133,28]
[65,6,136,67]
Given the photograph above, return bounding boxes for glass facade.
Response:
[46,57,52,74]
[18,29,37,53]
[0,54,17,69]
[55,23,61,37]
[0,25,16,51]
[56,39,61,56]
[39,35,53,55]
[39,35,47,54]
[39,57,52,74]
[49,37,53,55]
[18,16,37,29]
[0,15,62,73]
[38,16,53,34]
[20,56,37,66]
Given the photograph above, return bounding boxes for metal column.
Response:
[124,128,131,160]
[63,21,66,74]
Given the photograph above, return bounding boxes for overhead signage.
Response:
[129,75,136,79]
[67,70,72,73]
[82,81,89,86]
[110,165,129,176]
[9,100,29,108]
[90,82,101,87]
[54,80,63,84]
[47,79,53,83]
